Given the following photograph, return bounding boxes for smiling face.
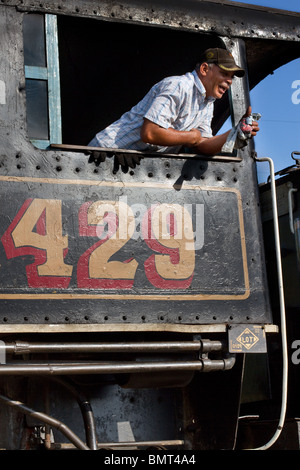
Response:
[197,63,235,99]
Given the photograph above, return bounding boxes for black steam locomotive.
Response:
[0,0,299,450]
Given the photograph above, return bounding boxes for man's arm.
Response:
[193,107,260,155]
[141,105,259,155]
[141,118,230,155]
[140,119,203,148]
[192,131,231,155]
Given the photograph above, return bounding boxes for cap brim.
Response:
[219,64,245,77]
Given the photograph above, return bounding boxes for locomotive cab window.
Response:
[23,13,234,154]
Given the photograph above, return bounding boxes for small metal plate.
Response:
[228,325,267,353]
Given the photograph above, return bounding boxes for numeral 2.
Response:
[77,201,138,289]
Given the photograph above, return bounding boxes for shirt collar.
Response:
[192,69,215,102]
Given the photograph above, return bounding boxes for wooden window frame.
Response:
[24,14,62,149]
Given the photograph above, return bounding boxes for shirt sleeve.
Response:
[197,124,213,139]
[196,101,214,138]
[143,78,183,129]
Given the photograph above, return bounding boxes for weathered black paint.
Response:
[0,173,271,324]
[0,0,299,451]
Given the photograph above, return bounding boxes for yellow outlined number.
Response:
[2,198,72,288]
[2,198,196,290]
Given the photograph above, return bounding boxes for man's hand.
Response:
[86,149,142,170]
[188,128,203,147]
[242,106,260,138]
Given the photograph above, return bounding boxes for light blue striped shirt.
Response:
[89,70,215,153]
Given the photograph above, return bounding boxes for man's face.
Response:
[200,63,235,99]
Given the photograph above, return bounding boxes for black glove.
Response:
[115,153,143,169]
[86,149,143,170]
[87,150,107,163]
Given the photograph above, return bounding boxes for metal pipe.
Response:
[50,439,185,450]
[45,377,97,450]
[97,439,184,449]
[200,356,236,371]
[200,339,225,353]
[0,393,90,450]
[288,185,297,234]
[0,357,235,375]
[253,155,288,450]
[43,382,52,450]
[3,340,225,355]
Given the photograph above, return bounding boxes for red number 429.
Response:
[1,198,196,290]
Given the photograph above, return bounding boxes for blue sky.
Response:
[229,0,300,183]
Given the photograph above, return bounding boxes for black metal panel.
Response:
[0,3,273,328]
[0,151,271,325]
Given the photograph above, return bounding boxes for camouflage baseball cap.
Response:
[200,48,245,77]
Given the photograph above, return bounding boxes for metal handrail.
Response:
[253,155,288,451]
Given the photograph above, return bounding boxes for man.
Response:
[88,48,259,160]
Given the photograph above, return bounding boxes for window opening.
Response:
[23,13,237,160]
